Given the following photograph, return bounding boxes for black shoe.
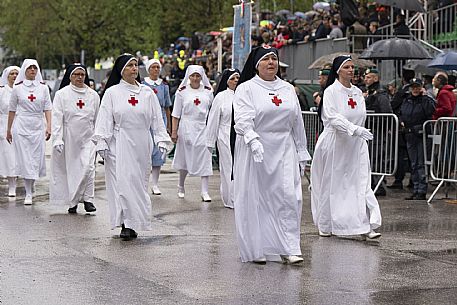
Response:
[415,193,426,200]
[120,224,138,240]
[83,201,96,212]
[68,205,78,214]
[387,182,403,190]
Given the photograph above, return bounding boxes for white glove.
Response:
[249,139,264,163]
[299,161,307,177]
[54,144,64,154]
[354,127,373,141]
[97,150,108,159]
[157,142,168,159]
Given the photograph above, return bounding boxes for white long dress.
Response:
[206,88,234,208]
[310,79,381,235]
[93,80,171,231]
[172,85,213,176]
[50,84,100,206]
[9,80,51,179]
[233,75,311,262]
[0,85,16,177]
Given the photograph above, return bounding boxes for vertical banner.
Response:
[232,2,252,70]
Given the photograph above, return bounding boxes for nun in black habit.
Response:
[206,68,240,209]
[310,55,382,240]
[231,46,311,264]
[93,54,172,240]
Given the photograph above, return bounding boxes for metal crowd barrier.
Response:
[366,113,399,192]
[423,120,436,178]
[301,111,399,191]
[427,117,457,204]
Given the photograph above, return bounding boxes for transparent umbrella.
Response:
[359,38,432,60]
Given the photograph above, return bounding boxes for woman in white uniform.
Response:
[311,55,382,239]
[171,65,213,202]
[50,64,99,213]
[142,59,172,195]
[93,54,172,240]
[232,46,311,264]
[206,68,240,208]
[6,59,52,205]
[0,66,19,197]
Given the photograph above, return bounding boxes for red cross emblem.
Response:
[194,98,201,106]
[272,96,282,106]
[348,98,357,109]
[153,88,158,94]
[76,99,85,109]
[28,94,36,102]
[128,96,138,106]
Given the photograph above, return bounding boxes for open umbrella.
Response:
[294,11,306,19]
[359,38,432,60]
[427,51,457,70]
[375,0,425,12]
[275,9,291,16]
[313,2,331,11]
[308,52,376,69]
[403,59,441,75]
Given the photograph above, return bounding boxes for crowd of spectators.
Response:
[92,0,456,100]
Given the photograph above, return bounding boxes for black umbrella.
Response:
[359,38,432,60]
[375,0,425,12]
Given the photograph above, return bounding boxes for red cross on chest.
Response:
[272,95,282,106]
[128,96,138,106]
[194,98,201,106]
[348,98,357,109]
[76,99,85,109]
[28,94,36,102]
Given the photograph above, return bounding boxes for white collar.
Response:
[252,75,286,91]
[23,79,41,87]
[144,77,163,86]
[120,79,141,94]
[70,84,87,94]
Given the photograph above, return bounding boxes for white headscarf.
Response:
[0,66,20,87]
[146,59,162,72]
[144,59,163,85]
[178,65,212,90]
[15,59,44,85]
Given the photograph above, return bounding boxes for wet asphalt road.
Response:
[1,148,457,305]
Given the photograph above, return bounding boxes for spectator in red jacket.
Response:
[432,72,457,119]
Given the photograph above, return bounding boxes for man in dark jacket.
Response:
[400,78,435,200]
[388,70,415,189]
[393,14,410,36]
[432,72,456,119]
[364,68,393,196]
